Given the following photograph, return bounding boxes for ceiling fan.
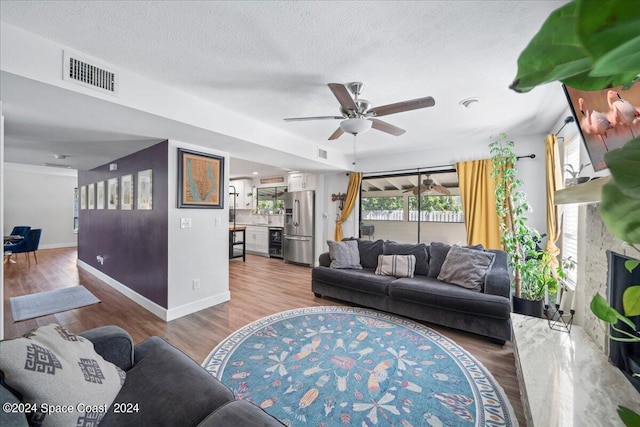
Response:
[403,175,452,195]
[284,82,435,140]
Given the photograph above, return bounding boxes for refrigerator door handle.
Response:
[294,199,300,227]
[285,236,310,241]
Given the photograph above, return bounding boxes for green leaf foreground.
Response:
[626,260,640,273]
[510,0,640,93]
[590,293,636,331]
[618,406,640,427]
[600,180,640,244]
[623,286,640,318]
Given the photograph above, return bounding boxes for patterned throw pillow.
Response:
[375,254,416,278]
[437,245,496,291]
[327,240,363,269]
[0,324,126,427]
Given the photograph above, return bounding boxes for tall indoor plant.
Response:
[490,134,566,316]
[511,0,640,424]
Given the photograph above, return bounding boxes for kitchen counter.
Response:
[229,225,247,231]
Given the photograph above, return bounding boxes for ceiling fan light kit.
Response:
[340,117,372,135]
[284,82,435,140]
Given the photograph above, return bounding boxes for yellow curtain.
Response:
[334,172,363,241]
[544,134,562,270]
[456,159,502,249]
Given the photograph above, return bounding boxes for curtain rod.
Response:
[363,164,455,177]
[554,115,575,136]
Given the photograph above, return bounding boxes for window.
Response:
[256,186,287,213]
[408,195,464,222]
[361,196,404,221]
[562,135,580,289]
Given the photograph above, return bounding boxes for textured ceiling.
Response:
[0,0,570,174]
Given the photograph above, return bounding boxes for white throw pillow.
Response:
[375,254,416,278]
[0,324,126,427]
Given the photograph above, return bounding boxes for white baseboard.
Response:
[166,292,230,321]
[40,242,78,250]
[77,260,168,320]
[77,260,230,322]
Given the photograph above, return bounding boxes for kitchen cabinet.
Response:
[288,173,315,191]
[230,179,254,210]
[245,226,269,255]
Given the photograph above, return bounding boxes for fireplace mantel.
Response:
[554,176,611,205]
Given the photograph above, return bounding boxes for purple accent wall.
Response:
[78,141,169,307]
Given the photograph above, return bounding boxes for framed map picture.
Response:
[108,177,118,210]
[96,181,105,210]
[80,185,87,210]
[87,183,95,209]
[121,174,133,210]
[177,148,224,209]
[137,169,153,210]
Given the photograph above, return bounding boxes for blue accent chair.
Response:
[4,229,41,266]
[8,226,30,243]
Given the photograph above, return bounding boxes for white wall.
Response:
[166,140,230,320]
[3,163,78,248]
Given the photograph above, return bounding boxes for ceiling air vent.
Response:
[62,51,119,95]
[318,147,328,160]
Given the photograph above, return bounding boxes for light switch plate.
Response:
[180,218,192,229]
[215,217,221,226]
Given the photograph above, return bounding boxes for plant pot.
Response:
[512,295,544,318]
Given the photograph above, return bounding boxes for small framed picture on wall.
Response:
[80,185,87,210]
[108,177,118,210]
[87,183,95,209]
[121,174,133,210]
[96,181,105,210]
[137,169,153,210]
[177,148,224,209]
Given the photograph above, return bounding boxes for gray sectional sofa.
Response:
[1,325,284,427]
[311,239,512,344]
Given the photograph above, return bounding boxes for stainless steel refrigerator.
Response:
[284,190,315,266]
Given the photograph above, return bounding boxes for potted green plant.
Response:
[564,163,591,187]
[490,134,569,317]
[511,0,640,423]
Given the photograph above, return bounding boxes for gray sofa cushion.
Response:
[384,241,430,276]
[327,240,362,269]
[388,276,511,319]
[438,245,496,292]
[428,242,484,278]
[197,399,284,427]
[312,266,396,296]
[99,337,234,427]
[81,325,134,371]
[357,239,384,269]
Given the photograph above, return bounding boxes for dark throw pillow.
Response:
[383,241,430,276]
[437,245,496,291]
[375,254,416,278]
[357,239,385,269]
[327,240,362,269]
[428,241,484,278]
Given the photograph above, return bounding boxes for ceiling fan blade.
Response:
[369,96,435,117]
[370,118,406,136]
[433,185,451,195]
[328,83,358,111]
[328,127,344,140]
[284,116,343,122]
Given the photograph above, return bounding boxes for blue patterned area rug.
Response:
[203,306,517,426]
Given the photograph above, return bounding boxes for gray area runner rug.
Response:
[10,285,100,321]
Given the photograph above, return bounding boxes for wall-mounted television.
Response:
[563,82,640,171]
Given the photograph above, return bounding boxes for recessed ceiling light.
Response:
[459,97,479,108]
[252,171,259,175]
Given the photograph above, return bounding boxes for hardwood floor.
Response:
[3,248,525,425]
